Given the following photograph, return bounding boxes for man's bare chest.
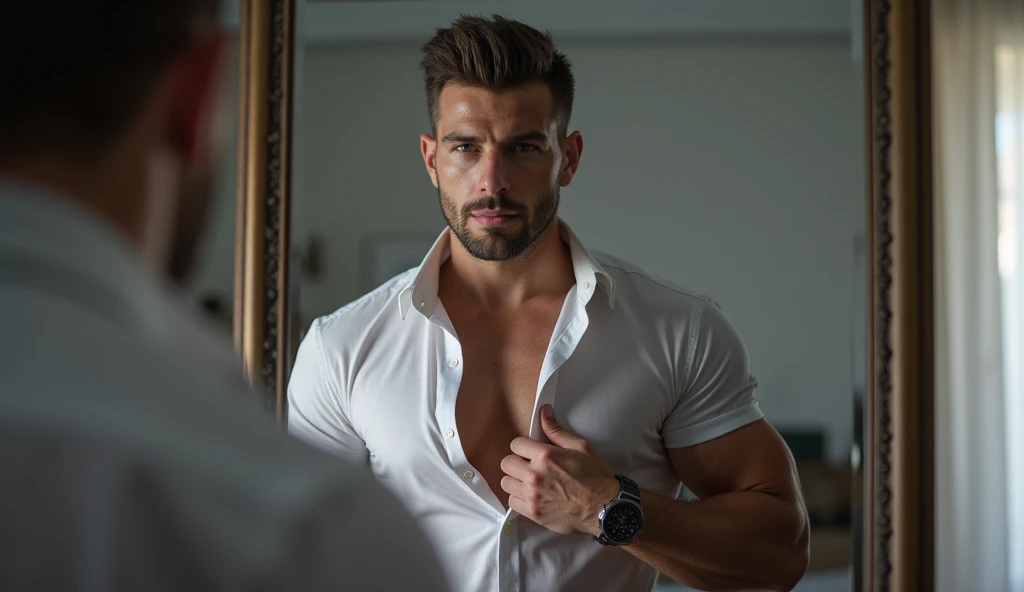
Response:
[448,307,562,505]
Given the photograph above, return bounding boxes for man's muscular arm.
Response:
[502,408,809,592]
[614,420,809,591]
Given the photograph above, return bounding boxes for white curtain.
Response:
[933,1,1024,591]
[996,14,1024,591]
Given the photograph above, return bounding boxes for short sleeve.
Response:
[287,318,369,464]
[661,298,764,449]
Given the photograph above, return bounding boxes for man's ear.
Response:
[421,133,439,188]
[169,35,229,165]
[558,131,584,187]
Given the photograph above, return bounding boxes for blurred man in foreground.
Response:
[0,2,447,590]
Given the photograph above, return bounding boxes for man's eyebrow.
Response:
[505,130,548,143]
[508,131,549,144]
[439,131,550,144]
[441,133,483,143]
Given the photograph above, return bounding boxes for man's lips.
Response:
[471,209,520,226]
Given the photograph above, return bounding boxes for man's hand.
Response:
[500,404,620,536]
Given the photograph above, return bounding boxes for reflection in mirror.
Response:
[182,3,241,336]
[284,2,866,590]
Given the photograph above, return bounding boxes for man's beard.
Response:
[438,185,559,262]
[167,166,214,285]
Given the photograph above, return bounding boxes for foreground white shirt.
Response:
[288,224,764,592]
[0,181,447,592]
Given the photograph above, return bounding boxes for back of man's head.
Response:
[0,1,227,283]
[0,2,220,161]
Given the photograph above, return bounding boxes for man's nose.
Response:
[477,149,510,196]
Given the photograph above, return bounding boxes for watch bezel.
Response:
[598,497,644,545]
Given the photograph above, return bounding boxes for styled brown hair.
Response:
[419,15,575,136]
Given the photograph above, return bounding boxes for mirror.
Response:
[230,0,957,589]
[281,2,866,590]
[182,2,242,338]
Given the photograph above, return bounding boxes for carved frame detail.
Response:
[235,0,294,422]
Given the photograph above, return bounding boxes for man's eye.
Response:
[514,144,537,153]
[454,144,473,152]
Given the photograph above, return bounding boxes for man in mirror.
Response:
[0,2,446,590]
[288,14,809,592]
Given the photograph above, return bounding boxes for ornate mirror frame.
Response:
[233,1,936,590]
[863,1,934,590]
[235,0,294,421]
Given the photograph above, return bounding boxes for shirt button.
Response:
[448,359,460,368]
[504,522,512,534]
[585,281,591,290]
[419,300,426,308]
[445,428,455,438]
[463,470,475,479]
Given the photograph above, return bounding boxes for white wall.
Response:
[283,38,865,463]
[184,45,239,314]
[294,0,851,43]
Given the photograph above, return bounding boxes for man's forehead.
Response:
[436,81,555,132]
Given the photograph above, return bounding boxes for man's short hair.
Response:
[0,1,220,161]
[419,15,575,137]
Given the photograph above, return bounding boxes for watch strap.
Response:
[594,475,642,546]
[615,475,642,504]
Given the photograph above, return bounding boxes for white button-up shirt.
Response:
[288,223,764,592]
[0,180,447,592]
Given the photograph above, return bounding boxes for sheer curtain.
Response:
[996,17,1024,592]
[933,1,1024,591]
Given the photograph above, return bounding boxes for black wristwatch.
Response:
[594,475,644,546]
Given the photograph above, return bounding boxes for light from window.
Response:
[996,43,1024,592]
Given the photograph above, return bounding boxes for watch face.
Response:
[603,501,643,543]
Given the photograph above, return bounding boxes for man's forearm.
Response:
[600,487,809,591]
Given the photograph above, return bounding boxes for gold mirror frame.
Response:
[235,0,294,422]
[234,1,936,589]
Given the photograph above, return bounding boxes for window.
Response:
[996,42,1024,591]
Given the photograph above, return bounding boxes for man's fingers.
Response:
[509,436,553,460]
[500,453,532,479]
[509,495,534,520]
[500,475,527,499]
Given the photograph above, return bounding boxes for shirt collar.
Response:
[398,220,616,320]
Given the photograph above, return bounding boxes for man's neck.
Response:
[440,221,576,312]
[0,155,146,247]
